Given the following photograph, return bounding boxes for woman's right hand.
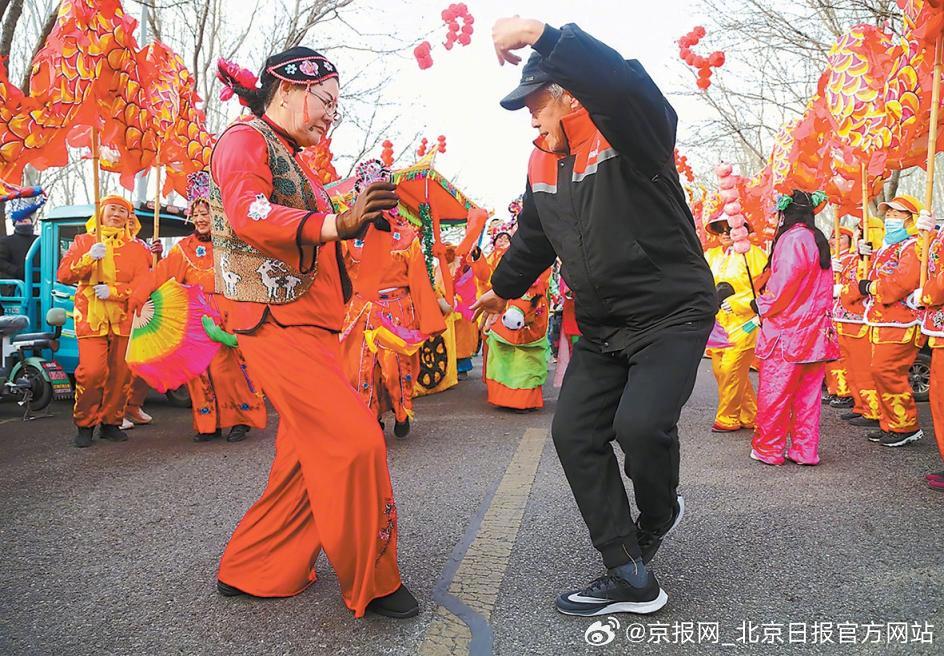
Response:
[88,242,107,260]
[336,181,399,240]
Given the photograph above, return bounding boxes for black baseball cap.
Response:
[500,51,553,111]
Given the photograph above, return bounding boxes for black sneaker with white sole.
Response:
[879,429,923,448]
[636,496,684,564]
[867,429,887,443]
[555,569,667,617]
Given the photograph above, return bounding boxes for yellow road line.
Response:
[419,427,548,656]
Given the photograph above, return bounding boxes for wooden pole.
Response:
[91,126,102,243]
[920,33,943,289]
[152,158,161,267]
[833,205,842,283]
[860,161,870,276]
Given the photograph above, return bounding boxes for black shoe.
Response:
[850,416,880,427]
[840,411,862,421]
[867,429,888,443]
[226,425,250,443]
[217,580,249,597]
[366,584,419,619]
[821,393,835,405]
[829,396,854,409]
[636,496,685,564]
[73,427,94,448]
[194,429,222,443]
[880,429,923,448]
[394,418,411,438]
[555,568,668,617]
[99,424,128,442]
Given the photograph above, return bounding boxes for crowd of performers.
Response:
[702,189,944,489]
[57,174,563,451]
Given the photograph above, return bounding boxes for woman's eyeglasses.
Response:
[307,88,341,121]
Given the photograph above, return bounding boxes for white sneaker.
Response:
[127,408,153,425]
[120,418,135,431]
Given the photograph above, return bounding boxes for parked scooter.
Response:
[0,308,71,418]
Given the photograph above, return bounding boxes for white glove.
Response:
[917,209,936,233]
[857,240,873,257]
[720,299,733,313]
[93,284,111,300]
[833,283,843,299]
[501,306,526,331]
[831,258,843,273]
[907,288,925,310]
[88,242,107,260]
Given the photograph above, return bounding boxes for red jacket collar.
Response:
[532,108,597,156]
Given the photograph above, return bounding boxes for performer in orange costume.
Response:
[138,171,267,442]
[835,228,883,428]
[915,208,944,490]
[58,196,152,448]
[824,228,855,409]
[856,195,925,448]
[211,47,415,618]
[341,224,445,438]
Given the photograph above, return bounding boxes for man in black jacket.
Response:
[0,200,42,294]
[474,18,716,616]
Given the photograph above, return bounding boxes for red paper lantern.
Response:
[709,51,725,67]
[458,34,471,46]
[698,67,712,79]
[696,78,711,90]
[694,25,706,38]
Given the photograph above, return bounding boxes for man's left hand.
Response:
[492,17,545,66]
[149,240,163,256]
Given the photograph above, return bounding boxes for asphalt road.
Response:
[0,359,941,656]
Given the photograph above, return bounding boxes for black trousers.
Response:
[551,319,712,568]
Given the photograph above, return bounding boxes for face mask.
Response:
[883,218,909,246]
[14,222,34,235]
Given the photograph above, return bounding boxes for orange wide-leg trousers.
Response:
[929,348,944,462]
[871,340,920,433]
[187,345,267,434]
[73,334,132,428]
[837,331,880,420]
[217,323,401,617]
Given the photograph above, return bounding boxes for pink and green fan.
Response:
[127,279,221,392]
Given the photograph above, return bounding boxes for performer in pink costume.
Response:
[751,191,839,466]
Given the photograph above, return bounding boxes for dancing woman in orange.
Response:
[211,47,416,618]
[134,172,267,443]
[341,223,445,437]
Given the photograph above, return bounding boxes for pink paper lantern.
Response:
[719,177,737,190]
[724,201,742,215]
[720,188,739,203]
[732,240,751,254]
[729,226,749,241]
[726,214,746,228]
[715,163,733,178]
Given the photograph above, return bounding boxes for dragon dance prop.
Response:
[0,0,214,200]
[127,279,221,393]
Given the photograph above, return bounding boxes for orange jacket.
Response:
[211,121,346,333]
[57,231,151,338]
[921,230,944,345]
[834,251,863,320]
[153,234,215,291]
[345,237,446,337]
[865,239,922,329]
